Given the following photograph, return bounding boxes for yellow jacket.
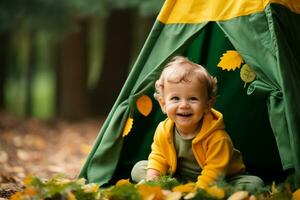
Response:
[148,109,245,188]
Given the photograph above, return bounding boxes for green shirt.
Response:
[174,128,201,182]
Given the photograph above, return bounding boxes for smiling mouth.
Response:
[177,113,193,117]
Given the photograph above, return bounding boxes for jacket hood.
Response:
[194,108,225,142]
[162,108,225,142]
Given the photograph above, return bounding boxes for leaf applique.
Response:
[122,117,134,137]
[136,95,153,116]
[217,50,243,71]
[240,64,256,88]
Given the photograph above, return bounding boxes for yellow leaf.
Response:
[227,191,249,200]
[165,191,182,200]
[184,192,196,199]
[10,192,22,200]
[24,188,37,196]
[205,185,225,199]
[76,178,86,186]
[271,181,278,194]
[115,179,131,186]
[172,182,196,193]
[80,144,92,154]
[136,95,153,116]
[22,175,34,186]
[136,184,164,200]
[217,50,243,71]
[82,183,99,193]
[122,117,134,137]
[293,189,300,200]
[240,64,256,87]
[67,192,77,200]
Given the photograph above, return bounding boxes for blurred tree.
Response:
[4,23,33,117]
[31,31,56,120]
[0,0,99,119]
[88,0,163,115]
[0,0,164,34]
[0,31,10,109]
[0,0,164,119]
[0,0,108,33]
[89,9,134,115]
[56,20,89,119]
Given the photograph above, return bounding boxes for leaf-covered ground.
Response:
[0,111,104,199]
[1,112,300,200]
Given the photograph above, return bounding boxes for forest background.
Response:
[0,0,163,193]
[0,0,164,120]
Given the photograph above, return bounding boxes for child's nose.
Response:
[179,100,190,108]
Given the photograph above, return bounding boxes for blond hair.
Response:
[154,56,217,104]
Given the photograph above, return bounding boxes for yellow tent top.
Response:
[158,0,300,24]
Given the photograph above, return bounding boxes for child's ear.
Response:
[205,98,215,113]
[158,97,166,114]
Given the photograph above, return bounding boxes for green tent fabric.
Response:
[79,1,300,187]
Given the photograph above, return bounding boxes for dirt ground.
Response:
[0,112,104,199]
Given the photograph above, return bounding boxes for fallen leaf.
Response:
[12,136,23,147]
[205,185,225,199]
[47,165,65,173]
[115,179,131,186]
[16,150,41,161]
[172,182,196,193]
[8,166,25,173]
[184,192,196,199]
[227,191,249,200]
[249,195,257,200]
[16,150,30,161]
[0,151,8,163]
[24,188,37,196]
[165,191,182,200]
[76,178,86,185]
[293,189,300,200]
[67,192,76,200]
[22,175,34,186]
[80,144,91,154]
[81,183,99,193]
[136,184,164,200]
[271,181,278,194]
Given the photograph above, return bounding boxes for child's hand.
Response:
[146,168,160,181]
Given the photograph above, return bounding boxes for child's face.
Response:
[160,77,210,135]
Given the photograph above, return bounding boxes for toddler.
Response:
[131,56,263,190]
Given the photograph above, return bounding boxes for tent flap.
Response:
[80,1,300,187]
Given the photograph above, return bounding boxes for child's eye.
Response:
[171,96,179,101]
[189,97,198,101]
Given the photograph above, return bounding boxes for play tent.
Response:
[79,0,300,187]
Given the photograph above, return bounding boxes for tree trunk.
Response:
[25,31,35,117]
[129,14,156,70]
[90,9,134,116]
[0,31,9,109]
[56,20,89,120]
